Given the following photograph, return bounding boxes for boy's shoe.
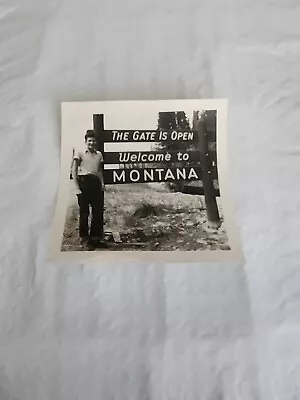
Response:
[80,236,89,245]
[97,241,108,249]
[90,237,108,248]
[80,237,94,250]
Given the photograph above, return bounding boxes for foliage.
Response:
[157,111,191,152]
[157,111,193,191]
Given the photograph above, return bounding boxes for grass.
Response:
[133,202,166,218]
[62,183,230,252]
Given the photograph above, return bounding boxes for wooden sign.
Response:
[102,130,197,143]
[94,113,220,228]
[104,166,204,185]
[104,150,202,164]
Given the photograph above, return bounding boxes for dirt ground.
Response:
[61,183,230,252]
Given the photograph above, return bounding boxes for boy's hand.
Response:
[101,183,106,192]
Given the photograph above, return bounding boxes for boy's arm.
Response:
[98,155,105,190]
[72,158,81,195]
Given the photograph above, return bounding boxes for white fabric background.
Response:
[0,0,299,399]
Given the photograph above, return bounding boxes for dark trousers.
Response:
[77,175,104,240]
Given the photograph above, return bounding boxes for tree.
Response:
[199,110,217,175]
[200,110,216,128]
[157,111,177,131]
[176,111,190,131]
[157,111,191,153]
[200,110,217,145]
[157,111,194,191]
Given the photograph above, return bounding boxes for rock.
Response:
[206,221,222,230]
[153,222,165,228]
[185,221,194,227]
[220,244,231,251]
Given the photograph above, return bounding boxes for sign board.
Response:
[104,166,204,185]
[104,150,202,164]
[102,130,197,143]
[99,125,218,187]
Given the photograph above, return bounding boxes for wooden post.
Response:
[195,118,221,229]
[93,114,105,240]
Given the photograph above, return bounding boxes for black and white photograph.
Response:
[49,99,243,262]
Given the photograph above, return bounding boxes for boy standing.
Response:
[72,130,105,247]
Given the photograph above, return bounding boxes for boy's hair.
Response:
[85,130,96,141]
